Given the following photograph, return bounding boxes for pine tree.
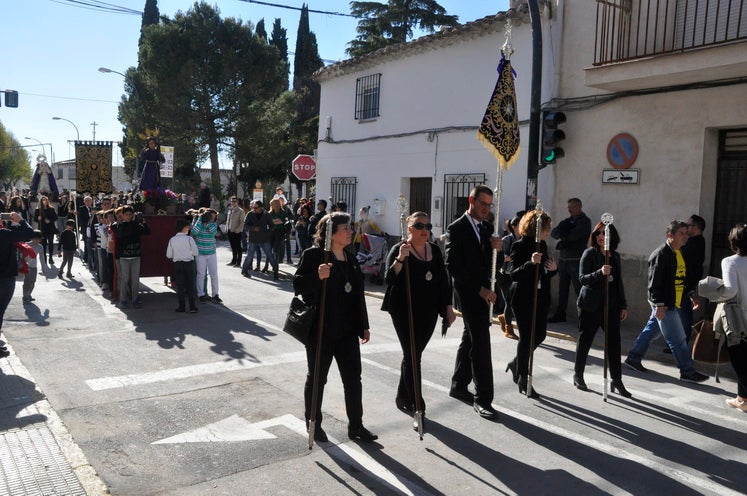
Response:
[347,0,459,58]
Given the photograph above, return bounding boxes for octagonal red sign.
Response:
[292,154,316,181]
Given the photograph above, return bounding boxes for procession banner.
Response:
[75,141,113,193]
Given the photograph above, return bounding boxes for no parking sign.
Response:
[606,133,638,169]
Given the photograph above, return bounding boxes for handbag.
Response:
[282,296,316,345]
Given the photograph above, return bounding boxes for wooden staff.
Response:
[527,201,544,398]
[396,197,424,439]
[308,215,334,450]
[601,213,614,402]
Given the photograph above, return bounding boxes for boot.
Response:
[498,314,518,340]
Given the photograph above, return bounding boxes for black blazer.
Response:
[509,237,556,308]
[445,213,499,314]
[577,247,627,313]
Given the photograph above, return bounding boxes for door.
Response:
[409,178,432,216]
[710,129,747,276]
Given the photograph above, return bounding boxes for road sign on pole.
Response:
[292,155,316,181]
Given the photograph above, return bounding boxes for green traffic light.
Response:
[544,150,555,162]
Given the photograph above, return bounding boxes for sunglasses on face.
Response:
[411,222,433,231]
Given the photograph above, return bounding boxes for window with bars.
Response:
[355,73,381,120]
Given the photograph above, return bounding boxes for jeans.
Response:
[242,241,277,273]
[118,257,141,303]
[554,258,581,317]
[628,307,696,373]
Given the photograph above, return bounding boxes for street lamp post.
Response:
[98,66,126,78]
[52,117,80,141]
[24,137,46,160]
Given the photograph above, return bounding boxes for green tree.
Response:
[256,18,267,42]
[139,0,160,48]
[347,0,459,57]
[119,2,287,193]
[0,122,32,190]
[292,4,323,156]
[270,18,289,89]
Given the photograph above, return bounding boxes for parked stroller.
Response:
[356,233,388,285]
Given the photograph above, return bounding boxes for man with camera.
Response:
[191,209,222,304]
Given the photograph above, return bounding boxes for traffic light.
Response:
[4,90,19,108]
[541,111,566,166]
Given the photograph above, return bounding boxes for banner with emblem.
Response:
[75,141,113,193]
[477,54,520,170]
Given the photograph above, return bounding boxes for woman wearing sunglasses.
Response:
[382,212,456,426]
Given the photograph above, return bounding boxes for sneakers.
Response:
[212,295,223,304]
[189,308,198,313]
[726,397,747,411]
[680,370,709,383]
[199,295,210,303]
[624,357,648,373]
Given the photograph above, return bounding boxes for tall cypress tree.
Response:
[256,18,267,42]
[270,18,289,89]
[292,4,323,154]
[139,0,160,49]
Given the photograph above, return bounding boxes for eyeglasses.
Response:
[230,199,238,202]
[411,222,433,231]
[477,200,494,208]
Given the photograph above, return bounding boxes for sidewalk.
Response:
[0,346,108,495]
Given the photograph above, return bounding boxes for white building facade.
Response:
[315,0,747,321]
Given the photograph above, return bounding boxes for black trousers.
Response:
[512,301,549,382]
[727,340,747,397]
[41,232,55,261]
[392,310,437,409]
[173,261,197,310]
[227,232,242,264]
[451,297,494,407]
[304,334,363,428]
[575,308,623,381]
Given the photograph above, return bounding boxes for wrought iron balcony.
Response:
[594,0,747,66]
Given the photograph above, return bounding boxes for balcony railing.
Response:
[594,0,747,66]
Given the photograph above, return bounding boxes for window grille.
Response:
[355,74,381,120]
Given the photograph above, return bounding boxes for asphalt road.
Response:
[4,244,747,495]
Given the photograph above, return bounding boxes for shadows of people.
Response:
[0,370,47,431]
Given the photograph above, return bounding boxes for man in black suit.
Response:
[445,185,502,420]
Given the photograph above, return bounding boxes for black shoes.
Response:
[473,403,498,419]
[348,425,378,442]
[505,361,519,384]
[305,421,328,443]
[212,295,223,304]
[680,370,709,383]
[57,271,63,279]
[448,387,474,404]
[519,381,540,399]
[0,347,10,358]
[395,397,413,412]
[548,314,566,323]
[573,374,588,391]
[175,307,186,313]
[273,272,279,281]
[241,270,251,278]
[199,295,210,303]
[624,357,648,373]
[610,380,632,398]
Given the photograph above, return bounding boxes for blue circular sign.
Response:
[607,133,638,169]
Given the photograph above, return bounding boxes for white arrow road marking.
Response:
[153,414,278,444]
[152,414,424,495]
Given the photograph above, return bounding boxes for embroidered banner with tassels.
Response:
[477,54,520,170]
[75,141,113,193]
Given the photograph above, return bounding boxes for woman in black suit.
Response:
[574,222,631,397]
[33,195,58,264]
[382,212,456,424]
[293,212,378,444]
[508,209,556,398]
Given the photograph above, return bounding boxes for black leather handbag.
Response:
[283,296,316,344]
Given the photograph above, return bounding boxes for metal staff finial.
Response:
[396,194,409,241]
[502,19,514,60]
[601,212,614,252]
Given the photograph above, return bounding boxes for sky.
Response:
[1,0,509,171]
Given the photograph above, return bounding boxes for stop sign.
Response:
[292,154,317,181]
